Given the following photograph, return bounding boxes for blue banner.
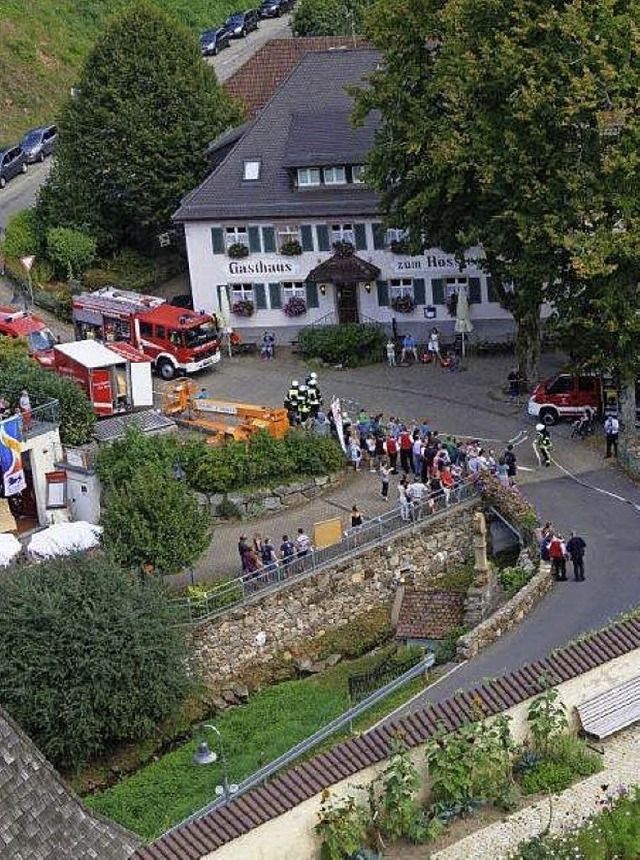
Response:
[0,416,27,497]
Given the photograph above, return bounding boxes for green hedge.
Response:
[298,323,387,366]
[97,427,345,496]
[1,358,95,445]
[83,249,185,293]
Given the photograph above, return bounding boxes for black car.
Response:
[259,0,293,17]
[199,27,231,56]
[20,125,58,163]
[0,145,27,188]
[224,9,259,38]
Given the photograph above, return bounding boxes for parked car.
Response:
[259,0,293,17]
[0,145,27,188]
[20,125,58,163]
[199,27,231,56]
[224,9,259,38]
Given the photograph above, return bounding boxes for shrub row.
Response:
[298,323,387,367]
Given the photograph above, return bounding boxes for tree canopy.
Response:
[356,0,639,379]
[36,0,243,253]
[0,552,189,770]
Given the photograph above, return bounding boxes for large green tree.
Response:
[356,0,638,380]
[0,553,189,770]
[36,0,242,252]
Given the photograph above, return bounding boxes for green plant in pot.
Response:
[227,242,249,259]
[280,239,303,256]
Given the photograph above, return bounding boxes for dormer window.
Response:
[323,166,346,185]
[297,168,321,187]
[243,160,261,181]
[352,164,365,184]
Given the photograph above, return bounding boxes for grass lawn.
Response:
[85,646,428,840]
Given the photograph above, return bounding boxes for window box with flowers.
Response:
[231,299,255,317]
[227,243,249,259]
[283,296,307,317]
[279,239,303,256]
[391,294,416,314]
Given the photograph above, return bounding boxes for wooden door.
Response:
[336,283,359,324]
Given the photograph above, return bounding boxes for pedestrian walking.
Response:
[548,533,567,581]
[604,414,620,458]
[261,537,278,579]
[295,527,311,558]
[565,532,587,581]
[503,443,517,485]
[380,463,391,500]
[279,534,296,578]
[386,338,396,366]
[238,533,250,572]
[535,423,553,467]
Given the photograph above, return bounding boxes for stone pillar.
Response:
[464,511,499,627]
[473,511,490,585]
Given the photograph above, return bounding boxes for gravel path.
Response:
[432,726,640,859]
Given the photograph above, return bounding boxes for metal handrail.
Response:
[172,478,480,626]
[168,651,436,833]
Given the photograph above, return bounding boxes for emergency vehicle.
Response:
[528,372,628,425]
[72,287,220,380]
[0,305,58,367]
[53,340,153,417]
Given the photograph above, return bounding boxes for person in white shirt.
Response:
[398,480,410,521]
[407,479,427,520]
[604,414,620,458]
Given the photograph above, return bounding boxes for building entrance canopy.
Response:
[305,252,380,284]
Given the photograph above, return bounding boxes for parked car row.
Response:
[0,124,57,189]
[199,1,295,56]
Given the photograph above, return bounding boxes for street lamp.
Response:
[192,723,238,802]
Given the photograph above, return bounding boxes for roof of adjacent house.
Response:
[396,588,465,640]
[222,36,371,117]
[0,705,140,859]
[174,49,381,222]
[134,614,640,860]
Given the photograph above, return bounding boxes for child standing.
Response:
[386,338,396,366]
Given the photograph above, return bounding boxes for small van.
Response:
[0,146,27,187]
[20,125,58,163]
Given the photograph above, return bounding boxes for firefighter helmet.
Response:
[536,423,545,432]
[292,380,299,387]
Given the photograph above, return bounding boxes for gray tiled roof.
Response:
[282,110,378,168]
[174,49,381,222]
[0,705,140,859]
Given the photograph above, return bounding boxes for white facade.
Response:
[184,218,517,343]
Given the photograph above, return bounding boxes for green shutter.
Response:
[413,278,426,305]
[376,280,389,307]
[468,277,482,304]
[431,278,445,304]
[486,277,498,303]
[253,283,267,309]
[300,225,314,251]
[211,227,224,254]
[354,223,367,251]
[248,226,261,253]
[316,225,330,251]
[305,281,319,308]
[268,282,282,309]
[372,223,385,250]
[262,226,276,253]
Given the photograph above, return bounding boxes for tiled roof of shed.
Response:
[0,705,140,859]
[134,615,640,860]
[222,36,371,117]
[174,49,381,222]
[396,588,465,640]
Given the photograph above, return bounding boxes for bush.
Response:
[0,552,189,771]
[1,208,39,259]
[313,605,392,660]
[519,733,602,795]
[498,565,532,597]
[102,463,210,575]
[0,357,95,444]
[520,760,577,795]
[46,226,97,279]
[83,249,184,292]
[298,323,387,366]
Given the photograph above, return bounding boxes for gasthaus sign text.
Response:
[227,257,302,280]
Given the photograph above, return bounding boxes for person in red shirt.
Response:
[548,534,567,581]
[386,435,398,473]
[399,429,413,474]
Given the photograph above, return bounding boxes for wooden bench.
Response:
[576,674,640,740]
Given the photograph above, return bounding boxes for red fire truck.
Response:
[53,340,153,417]
[72,287,220,380]
[0,305,58,367]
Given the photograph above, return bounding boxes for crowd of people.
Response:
[237,528,312,582]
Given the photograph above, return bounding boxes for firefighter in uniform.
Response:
[535,423,553,468]
[307,384,321,417]
[297,384,311,423]
[284,380,300,425]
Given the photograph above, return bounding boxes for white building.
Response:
[175,49,516,345]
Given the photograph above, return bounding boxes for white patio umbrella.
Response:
[218,286,233,359]
[454,284,474,357]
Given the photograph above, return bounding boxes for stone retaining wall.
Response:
[457,559,554,661]
[190,505,477,693]
[195,473,344,519]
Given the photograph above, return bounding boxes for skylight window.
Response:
[243,160,261,181]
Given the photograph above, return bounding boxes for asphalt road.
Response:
[0,159,51,230]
